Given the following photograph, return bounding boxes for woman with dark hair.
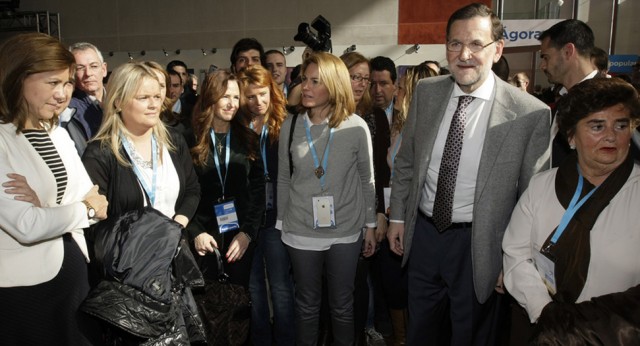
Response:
[277,52,376,346]
[237,65,295,345]
[188,69,264,287]
[503,78,640,343]
[0,32,108,345]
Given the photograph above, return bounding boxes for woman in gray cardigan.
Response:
[277,52,376,346]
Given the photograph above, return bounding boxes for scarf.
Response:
[542,153,633,303]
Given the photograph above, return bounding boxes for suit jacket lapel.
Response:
[475,79,517,201]
[416,77,455,180]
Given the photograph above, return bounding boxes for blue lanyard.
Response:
[121,133,158,206]
[250,122,270,178]
[550,165,599,244]
[259,125,269,178]
[390,133,403,179]
[304,117,334,190]
[210,129,231,198]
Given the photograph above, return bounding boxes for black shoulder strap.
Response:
[288,114,298,177]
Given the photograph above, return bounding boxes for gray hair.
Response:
[68,42,104,63]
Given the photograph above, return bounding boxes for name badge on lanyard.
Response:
[304,117,336,229]
[211,129,240,233]
[535,165,599,295]
[214,199,240,233]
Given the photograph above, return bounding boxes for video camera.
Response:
[294,15,332,53]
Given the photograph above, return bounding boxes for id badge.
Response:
[265,181,274,211]
[533,250,557,295]
[312,196,336,229]
[214,199,240,233]
[383,187,391,213]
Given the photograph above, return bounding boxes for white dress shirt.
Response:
[419,74,496,222]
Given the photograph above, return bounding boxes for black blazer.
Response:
[186,128,265,243]
[82,128,201,221]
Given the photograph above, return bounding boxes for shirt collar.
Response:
[559,69,598,96]
[384,100,395,117]
[452,72,495,101]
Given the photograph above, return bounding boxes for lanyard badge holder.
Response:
[211,129,240,234]
[534,165,599,295]
[304,117,336,229]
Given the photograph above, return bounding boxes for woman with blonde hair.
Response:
[277,52,376,346]
[237,65,296,345]
[82,62,201,342]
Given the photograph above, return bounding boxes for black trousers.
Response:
[406,213,498,346]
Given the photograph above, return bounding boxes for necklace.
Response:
[216,133,227,155]
[130,146,152,169]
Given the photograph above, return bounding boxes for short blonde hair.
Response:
[93,62,174,166]
[298,52,355,128]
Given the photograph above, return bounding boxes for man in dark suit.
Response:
[538,19,599,167]
[387,4,550,345]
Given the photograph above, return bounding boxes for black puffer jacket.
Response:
[81,207,205,345]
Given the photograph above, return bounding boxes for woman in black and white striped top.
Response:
[0,33,108,345]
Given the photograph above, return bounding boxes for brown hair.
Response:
[556,78,640,140]
[0,33,75,132]
[191,69,258,166]
[340,51,373,117]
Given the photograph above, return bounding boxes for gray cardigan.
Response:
[277,113,376,239]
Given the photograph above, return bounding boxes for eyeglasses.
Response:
[446,40,497,53]
[350,74,371,84]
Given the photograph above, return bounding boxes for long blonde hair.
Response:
[296,52,355,128]
[92,62,174,166]
[393,63,437,135]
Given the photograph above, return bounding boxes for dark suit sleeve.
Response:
[374,109,391,214]
[171,131,200,221]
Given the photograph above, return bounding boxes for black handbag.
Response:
[193,247,251,346]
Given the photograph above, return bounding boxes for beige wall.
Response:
[17,0,637,83]
[20,0,399,51]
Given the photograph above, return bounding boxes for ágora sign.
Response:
[502,20,563,47]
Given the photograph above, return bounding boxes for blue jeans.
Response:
[249,226,296,346]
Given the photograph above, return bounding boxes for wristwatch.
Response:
[82,200,96,219]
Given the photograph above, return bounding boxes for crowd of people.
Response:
[1,2,640,346]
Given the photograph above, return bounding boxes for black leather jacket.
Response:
[81,207,205,345]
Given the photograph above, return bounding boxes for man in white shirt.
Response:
[387,4,550,345]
